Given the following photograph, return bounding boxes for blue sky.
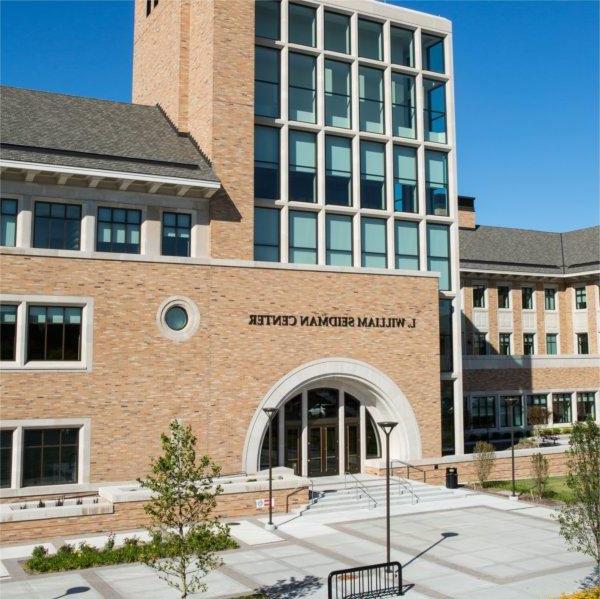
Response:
[1,0,598,232]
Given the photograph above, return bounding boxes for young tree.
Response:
[139,420,231,598]
[473,441,496,488]
[530,452,549,500]
[555,419,600,577]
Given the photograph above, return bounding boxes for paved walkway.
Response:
[0,491,596,598]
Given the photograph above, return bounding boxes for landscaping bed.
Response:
[483,476,572,503]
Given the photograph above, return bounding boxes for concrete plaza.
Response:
[0,491,596,598]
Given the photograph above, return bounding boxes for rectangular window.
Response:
[358,18,382,60]
[22,428,79,487]
[27,306,82,362]
[546,333,558,355]
[360,141,385,210]
[473,333,487,356]
[393,146,417,212]
[391,74,415,139]
[1,198,17,247]
[395,220,419,270]
[527,394,548,425]
[325,135,352,206]
[577,392,596,421]
[499,333,511,355]
[256,0,280,40]
[575,287,587,309]
[427,223,450,291]
[577,333,589,355]
[422,33,445,73]
[423,79,446,143]
[288,3,315,47]
[255,46,280,118]
[425,151,448,216]
[324,11,350,54]
[289,52,316,123]
[522,287,534,310]
[255,125,280,199]
[289,210,317,264]
[361,217,387,268]
[324,59,351,128]
[498,286,510,309]
[254,207,280,262]
[500,396,523,427]
[0,304,17,361]
[390,26,413,67]
[523,333,535,356]
[544,288,556,311]
[470,396,496,429]
[96,207,141,254]
[553,393,572,424]
[162,212,191,257]
[439,299,453,372]
[326,214,352,267]
[473,285,485,308]
[359,66,384,134]
[33,201,81,250]
[0,430,12,488]
[289,130,317,203]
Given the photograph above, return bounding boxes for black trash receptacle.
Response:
[446,467,458,489]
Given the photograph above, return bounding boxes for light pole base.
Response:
[509,495,519,502]
[265,522,277,531]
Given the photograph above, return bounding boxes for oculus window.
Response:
[425,151,448,215]
[394,220,418,271]
[427,224,450,290]
[422,33,445,73]
[326,214,353,267]
[390,26,413,67]
[289,52,316,123]
[393,145,417,213]
[289,210,317,264]
[324,11,350,54]
[34,202,81,251]
[165,306,188,332]
[358,18,382,60]
[289,3,316,47]
[423,79,447,143]
[254,125,280,200]
[162,212,191,257]
[361,217,387,268]
[391,74,415,139]
[256,0,280,40]
[27,306,82,362]
[0,305,17,361]
[360,141,385,210]
[289,130,317,203]
[255,46,280,118]
[359,66,384,134]
[97,207,141,254]
[1,198,17,247]
[324,59,351,129]
[325,135,352,206]
[254,207,280,262]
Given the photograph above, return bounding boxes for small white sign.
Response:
[255,498,275,509]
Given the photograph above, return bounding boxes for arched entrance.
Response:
[243,358,422,476]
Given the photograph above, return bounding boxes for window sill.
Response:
[1,361,89,372]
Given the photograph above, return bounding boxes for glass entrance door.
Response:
[308,424,338,476]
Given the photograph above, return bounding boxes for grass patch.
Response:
[25,528,238,574]
[485,476,572,502]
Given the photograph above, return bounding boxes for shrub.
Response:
[530,453,549,500]
[473,441,496,488]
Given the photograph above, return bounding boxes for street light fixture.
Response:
[504,397,520,499]
[263,407,278,529]
[378,421,397,569]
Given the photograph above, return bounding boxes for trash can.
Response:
[445,467,458,489]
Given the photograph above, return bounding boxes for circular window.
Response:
[165,306,188,331]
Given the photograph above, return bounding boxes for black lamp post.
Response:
[378,421,397,568]
[504,397,519,498]
[263,407,278,529]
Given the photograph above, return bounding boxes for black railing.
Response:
[328,561,403,598]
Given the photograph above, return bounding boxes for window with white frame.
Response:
[575,287,587,310]
[576,392,596,421]
[546,333,558,355]
[552,393,572,424]
[523,333,535,356]
[522,287,534,310]
[0,198,17,247]
[499,332,511,355]
[289,3,316,47]
[472,284,485,309]
[498,285,510,309]
[576,333,589,355]
[33,201,81,251]
[544,288,557,311]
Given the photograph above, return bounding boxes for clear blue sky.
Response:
[1,0,598,232]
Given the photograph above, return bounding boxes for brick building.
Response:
[0,0,597,508]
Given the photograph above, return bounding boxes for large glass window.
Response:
[523,333,535,355]
[324,59,351,128]
[326,214,352,266]
[1,305,17,361]
[441,381,454,455]
[427,224,450,291]
[289,52,316,123]
[359,66,384,134]
[498,286,510,309]
[553,393,572,424]
[395,220,418,270]
[256,0,280,40]
[422,33,445,73]
[522,287,534,310]
[1,198,17,247]
[22,428,79,487]
[289,3,316,47]
[544,288,556,310]
[577,333,589,355]
[393,146,417,213]
[473,333,488,356]
[361,217,386,268]
[439,299,453,372]
[254,207,279,262]
[390,26,413,67]
[575,287,587,309]
[358,18,382,60]
[360,141,385,210]
[546,333,558,355]
[470,396,496,430]
[577,392,596,421]
[423,79,446,143]
[473,285,485,308]
[500,396,523,428]
[255,46,280,118]
[289,130,317,202]
[289,210,317,264]
[33,202,81,250]
[0,430,12,488]
[499,333,511,355]
[162,212,191,257]
[527,394,549,425]
[325,135,352,206]
[27,306,82,362]
[97,207,141,254]
[259,412,279,471]
[324,11,350,54]
[255,125,280,199]
[425,151,448,216]
[366,411,381,458]
[391,74,415,139]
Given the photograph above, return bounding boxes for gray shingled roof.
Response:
[0,86,218,183]
[460,225,600,274]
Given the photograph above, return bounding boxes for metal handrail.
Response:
[394,475,419,504]
[344,471,377,509]
[391,459,427,483]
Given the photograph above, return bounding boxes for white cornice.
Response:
[460,266,599,279]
